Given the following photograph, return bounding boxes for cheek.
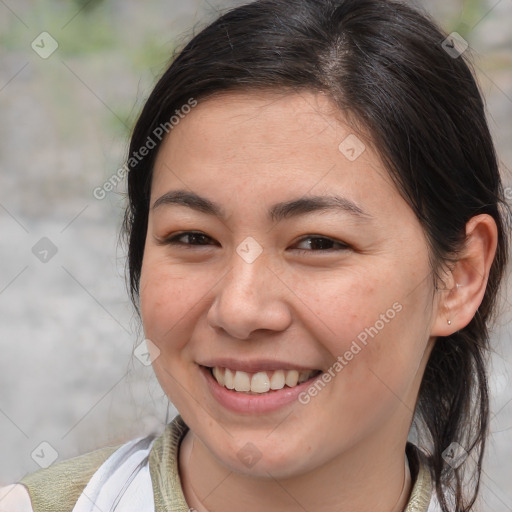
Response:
[293,270,432,453]
[139,255,203,348]
[291,267,399,349]
[138,255,210,410]
[295,264,431,391]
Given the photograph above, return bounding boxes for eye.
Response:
[160,231,218,248]
[158,232,348,253]
[292,235,349,253]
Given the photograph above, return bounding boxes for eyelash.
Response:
[161,231,349,253]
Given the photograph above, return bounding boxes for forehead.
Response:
[151,90,399,219]
[165,90,354,156]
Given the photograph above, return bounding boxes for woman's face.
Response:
[140,90,439,477]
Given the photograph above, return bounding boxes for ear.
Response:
[431,214,498,336]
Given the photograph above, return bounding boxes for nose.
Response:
[206,253,292,340]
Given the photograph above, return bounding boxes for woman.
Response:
[1,0,509,511]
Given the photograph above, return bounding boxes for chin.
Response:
[211,435,314,479]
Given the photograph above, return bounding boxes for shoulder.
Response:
[3,444,120,512]
[1,418,189,512]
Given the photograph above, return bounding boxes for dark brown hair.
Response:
[122,1,511,509]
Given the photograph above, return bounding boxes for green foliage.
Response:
[444,0,489,39]
[1,1,174,141]
[72,0,106,12]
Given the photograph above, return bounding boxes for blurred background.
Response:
[0,0,510,509]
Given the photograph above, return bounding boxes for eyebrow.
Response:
[152,189,372,222]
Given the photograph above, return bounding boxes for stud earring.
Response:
[447,319,452,325]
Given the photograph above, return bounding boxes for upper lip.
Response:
[199,359,320,373]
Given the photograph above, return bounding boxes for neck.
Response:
[179,420,412,512]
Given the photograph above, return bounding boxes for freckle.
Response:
[349,312,359,324]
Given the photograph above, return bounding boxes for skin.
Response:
[139,90,498,512]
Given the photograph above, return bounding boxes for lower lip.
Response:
[200,366,321,414]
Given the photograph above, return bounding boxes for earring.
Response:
[447,319,452,325]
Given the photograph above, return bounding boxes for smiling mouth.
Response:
[206,366,322,394]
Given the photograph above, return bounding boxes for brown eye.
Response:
[293,236,349,252]
[163,231,217,247]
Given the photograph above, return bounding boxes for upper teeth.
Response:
[211,367,318,394]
